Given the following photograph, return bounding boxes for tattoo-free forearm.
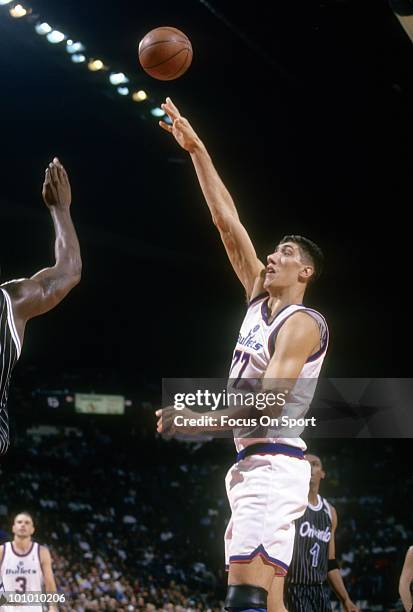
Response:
[327,569,352,604]
[50,207,82,278]
[190,140,240,223]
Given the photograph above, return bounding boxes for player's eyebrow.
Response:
[276,244,295,252]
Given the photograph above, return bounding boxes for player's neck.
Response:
[13,537,32,552]
[267,287,305,315]
[308,487,320,506]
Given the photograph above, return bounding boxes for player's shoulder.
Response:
[38,544,51,560]
[0,280,36,310]
[279,309,321,338]
[323,498,337,523]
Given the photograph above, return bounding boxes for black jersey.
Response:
[287,495,333,585]
[0,288,21,455]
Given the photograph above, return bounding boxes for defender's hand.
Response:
[343,599,360,612]
[42,157,72,209]
[159,97,200,153]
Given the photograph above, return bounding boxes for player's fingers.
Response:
[159,120,172,133]
[49,162,58,183]
[162,99,180,117]
[44,168,51,184]
[166,97,180,116]
[161,104,178,123]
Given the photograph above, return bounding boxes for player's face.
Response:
[12,514,35,538]
[264,242,310,292]
[305,454,325,485]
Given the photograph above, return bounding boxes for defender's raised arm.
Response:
[1,157,82,343]
[159,97,264,299]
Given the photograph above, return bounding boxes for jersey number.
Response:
[230,350,251,388]
[15,577,27,593]
[309,543,320,568]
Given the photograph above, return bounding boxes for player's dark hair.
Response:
[13,511,34,524]
[280,235,324,283]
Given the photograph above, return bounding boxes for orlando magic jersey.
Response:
[0,288,21,455]
[0,541,43,611]
[229,295,329,452]
[287,495,332,584]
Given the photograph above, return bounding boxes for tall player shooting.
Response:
[156,98,329,612]
[0,512,58,612]
[282,454,359,612]
[0,157,81,455]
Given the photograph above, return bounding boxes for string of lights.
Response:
[0,0,171,122]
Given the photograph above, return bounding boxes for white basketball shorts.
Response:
[224,452,310,576]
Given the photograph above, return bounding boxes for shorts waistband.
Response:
[236,443,305,462]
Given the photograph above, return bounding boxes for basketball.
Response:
[138,27,193,81]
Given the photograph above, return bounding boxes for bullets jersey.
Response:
[0,541,43,612]
[229,295,329,451]
[286,495,333,584]
[0,288,21,455]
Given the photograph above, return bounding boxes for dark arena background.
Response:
[0,0,410,611]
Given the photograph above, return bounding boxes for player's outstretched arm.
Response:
[39,546,58,612]
[326,506,360,612]
[159,97,264,299]
[399,546,413,611]
[1,157,81,342]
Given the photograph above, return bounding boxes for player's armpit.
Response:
[215,212,265,298]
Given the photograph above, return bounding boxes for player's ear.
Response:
[298,265,314,283]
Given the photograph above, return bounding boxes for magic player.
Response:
[283,454,359,612]
[0,157,81,455]
[156,98,329,612]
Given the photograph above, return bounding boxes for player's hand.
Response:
[343,598,360,612]
[159,97,200,153]
[155,406,202,436]
[42,157,72,209]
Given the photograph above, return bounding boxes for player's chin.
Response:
[263,276,278,290]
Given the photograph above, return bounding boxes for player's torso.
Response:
[0,289,21,403]
[229,295,329,451]
[287,496,332,584]
[1,542,43,596]
[0,289,21,455]
[230,296,328,380]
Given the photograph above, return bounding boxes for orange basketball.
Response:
[138,27,193,81]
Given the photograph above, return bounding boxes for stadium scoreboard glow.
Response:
[74,393,125,415]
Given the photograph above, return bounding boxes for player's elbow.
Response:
[212,210,232,232]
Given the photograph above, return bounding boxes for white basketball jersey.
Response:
[0,542,43,612]
[229,295,329,452]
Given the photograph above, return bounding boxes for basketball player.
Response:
[281,454,359,612]
[399,546,413,611]
[0,512,58,612]
[0,157,81,455]
[156,98,329,612]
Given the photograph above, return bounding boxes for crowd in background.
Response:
[1,398,412,611]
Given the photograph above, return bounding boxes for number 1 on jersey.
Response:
[309,543,320,568]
